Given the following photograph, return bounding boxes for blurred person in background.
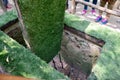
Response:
[95,0,117,24]
[3,0,12,9]
[81,0,98,15]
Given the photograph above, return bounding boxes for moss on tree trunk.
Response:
[18,0,66,62]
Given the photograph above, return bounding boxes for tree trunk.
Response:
[17,0,66,62]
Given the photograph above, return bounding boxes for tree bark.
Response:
[17,0,66,62]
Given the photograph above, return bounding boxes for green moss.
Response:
[64,13,120,80]
[18,0,66,62]
[0,10,17,27]
[0,31,69,80]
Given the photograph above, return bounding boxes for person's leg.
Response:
[92,0,98,10]
[101,0,116,24]
[81,0,89,15]
[99,0,107,16]
[3,0,8,7]
[95,0,107,22]
[4,0,12,9]
[91,0,98,14]
[106,0,116,19]
[84,0,89,10]
[114,0,120,10]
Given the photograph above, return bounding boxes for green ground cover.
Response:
[18,0,66,62]
[64,13,120,80]
[0,30,69,80]
[0,2,70,79]
[0,10,17,27]
[0,6,69,80]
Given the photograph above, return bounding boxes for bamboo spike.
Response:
[13,0,31,49]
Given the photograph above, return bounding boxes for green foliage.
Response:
[64,13,90,31]
[18,0,66,62]
[0,10,17,27]
[64,13,120,80]
[0,31,69,80]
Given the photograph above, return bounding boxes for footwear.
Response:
[95,16,102,22]
[91,10,96,15]
[81,10,87,15]
[6,5,12,9]
[6,4,12,9]
[101,18,108,24]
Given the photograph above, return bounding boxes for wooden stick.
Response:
[13,0,31,49]
[64,25,105,47]
[71,0,76,14]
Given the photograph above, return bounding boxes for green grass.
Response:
[0,30,69,80]
[64,13,120,80]
[0,8,69,80]
[18,0,66,62]
[0,10,17,27]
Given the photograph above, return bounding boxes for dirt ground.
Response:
[49,54,87,80]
